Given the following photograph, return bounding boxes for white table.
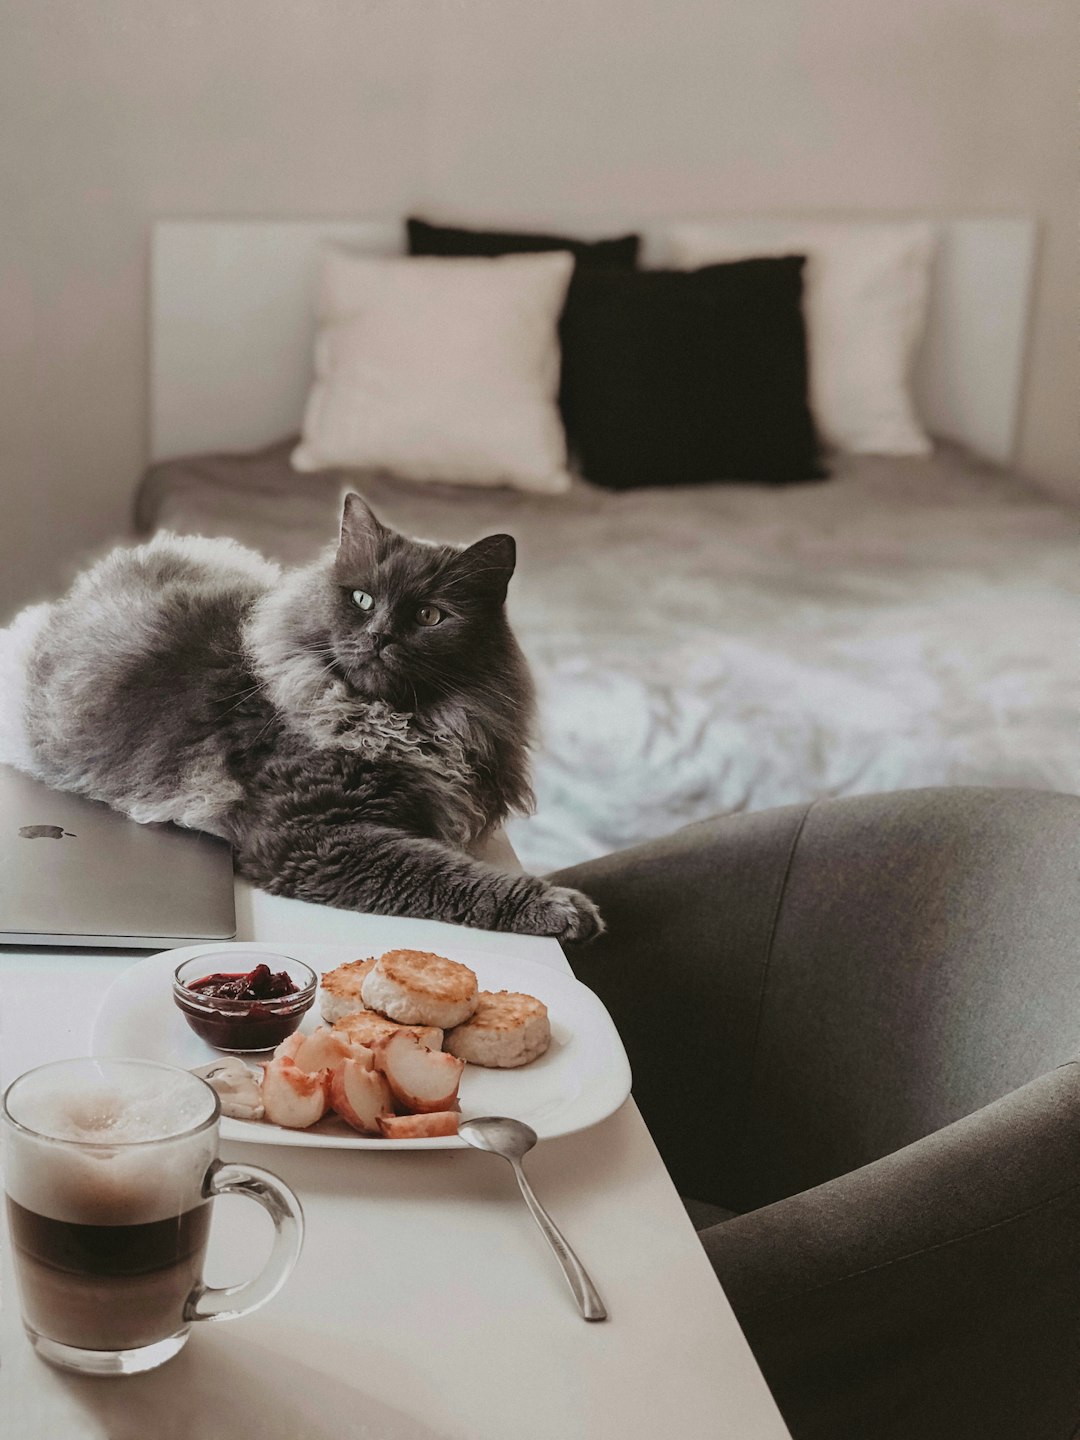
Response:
[1,880,791,1440]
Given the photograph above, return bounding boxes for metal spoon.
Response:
[458,1116,607,1322]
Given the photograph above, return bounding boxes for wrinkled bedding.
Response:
[136,440,1080,872]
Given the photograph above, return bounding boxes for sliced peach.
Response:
[375,1023,443,1053]
[272,1031,305,1062]
[335,1011,443,1053]
[329,1059,394,1136]
[377,1111,460,1140]
[292,1025,372,1075]
[260,1056,329,1129]
[376,1031,465,1114]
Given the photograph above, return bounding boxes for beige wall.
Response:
[1,0,1075,619]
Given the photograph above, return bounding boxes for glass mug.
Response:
[2,1057,304,1377]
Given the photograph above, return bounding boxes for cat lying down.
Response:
[0,493,601,940]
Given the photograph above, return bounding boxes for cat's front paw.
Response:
[514,884,604,943]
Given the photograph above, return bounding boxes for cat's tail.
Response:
[0,602,50,774]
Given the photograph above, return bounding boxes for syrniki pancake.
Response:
[361,949,479,1029]
[444,990,551,1068]
[334,1008,443,1053]
[319,958,377,1024]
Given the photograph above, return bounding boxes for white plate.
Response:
[91,941,631,1150]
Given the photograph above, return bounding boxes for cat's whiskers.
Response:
[340,657,362,693]
[247,706,284,750]
[301,649,348,686]
[217,682,265,717]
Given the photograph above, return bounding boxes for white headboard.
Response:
[150,216,1036,467]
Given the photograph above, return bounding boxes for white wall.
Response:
[1,0,1075,619]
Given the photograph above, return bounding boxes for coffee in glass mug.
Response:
[2,1057,303,1376]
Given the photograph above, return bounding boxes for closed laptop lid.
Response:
[0,766,236,948]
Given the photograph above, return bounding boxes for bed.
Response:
[136,218,1080,873]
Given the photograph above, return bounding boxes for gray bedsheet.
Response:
[137,441,1080,872]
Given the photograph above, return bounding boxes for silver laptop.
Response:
[0,766,236,948]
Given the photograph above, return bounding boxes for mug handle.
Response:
[184,1158,304,1324]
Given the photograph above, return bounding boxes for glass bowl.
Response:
[172,952,317,1053]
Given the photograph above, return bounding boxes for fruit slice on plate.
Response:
[334,1009,443,1053]
[288,1026,372,1075]
[330,1058,394,1136]
[377,1111,460,1139]
[261,1056,329,1129]
[377,1031,465,1114]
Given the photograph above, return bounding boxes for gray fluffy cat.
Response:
[3,495,601,940]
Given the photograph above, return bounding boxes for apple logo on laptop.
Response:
[19,825,76,840]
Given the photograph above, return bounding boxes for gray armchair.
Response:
[553,788,1080,1440]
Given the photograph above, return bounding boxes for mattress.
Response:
[136,441,1080,873]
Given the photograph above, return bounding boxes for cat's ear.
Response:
[453,534,517,604]
[335,493,384,576]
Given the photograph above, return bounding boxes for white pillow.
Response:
[668,220,936,455]
[292,248,575,492]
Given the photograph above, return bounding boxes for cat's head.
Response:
[314,493,522,710]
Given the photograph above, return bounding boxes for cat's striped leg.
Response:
[236,820,602,941]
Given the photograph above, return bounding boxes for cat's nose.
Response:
[368,632,387,653]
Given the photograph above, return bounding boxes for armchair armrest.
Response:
[702,1062,1080,1440]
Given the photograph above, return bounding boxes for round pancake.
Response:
[361,950,479,1029]
[444,990,550,1068]
[334,1008,443,1053]
[319,957,377,1024]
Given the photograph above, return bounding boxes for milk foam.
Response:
[3,1061,218,1225]
[16,1072,212,1145]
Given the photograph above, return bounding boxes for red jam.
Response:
[188,965,299,1003]
[176,964,309,1051]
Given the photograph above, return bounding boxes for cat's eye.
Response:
[415,604,442,627]
[351,590,374,612]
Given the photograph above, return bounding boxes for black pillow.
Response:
[561,257,824,488]
[406,217,640,269]
[407,218,640,437]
